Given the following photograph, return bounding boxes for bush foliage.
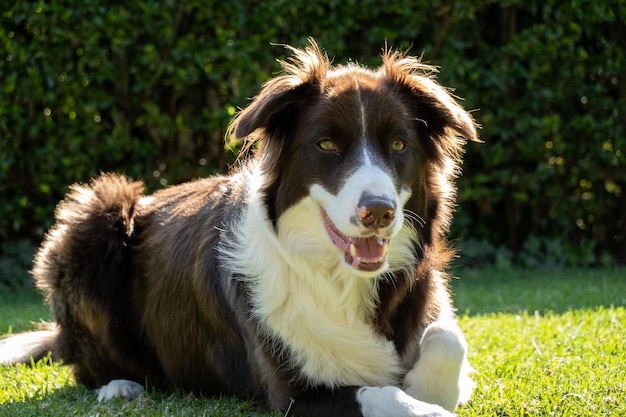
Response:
[1,0,624,272]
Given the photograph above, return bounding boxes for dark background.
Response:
[1,1,624,285]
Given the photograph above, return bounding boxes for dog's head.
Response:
[230,39,479,275]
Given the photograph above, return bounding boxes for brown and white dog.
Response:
[0,40,479,417]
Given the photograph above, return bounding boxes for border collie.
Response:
[0,40,479,417]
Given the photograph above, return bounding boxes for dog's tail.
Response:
[0,327,59,365]
[2,174,145,370]
[33,173,145,306]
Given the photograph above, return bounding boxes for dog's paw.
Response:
[357,386,455,417]
[404,321,470,411]
[97,379,144,401]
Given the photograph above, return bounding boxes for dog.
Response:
[0,40,479,417]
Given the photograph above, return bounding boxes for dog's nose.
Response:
[357,196,395,229]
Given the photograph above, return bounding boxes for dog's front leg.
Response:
[356,386,454,417]
[286,386,453,417]
[96,379,144,401]
[402,320,473,412]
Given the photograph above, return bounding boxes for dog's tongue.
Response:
[323,211,389,272]
[349,236,387,261]
[346,236,389,271]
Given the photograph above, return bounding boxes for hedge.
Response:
[1,0,624,274]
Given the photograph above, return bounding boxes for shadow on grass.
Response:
[0,354,277,417]
[451,267,626,315]
[0,375,277,417]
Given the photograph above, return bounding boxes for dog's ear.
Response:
[229,39,329,147]
[382,50,480,166]
[231,77,314,142]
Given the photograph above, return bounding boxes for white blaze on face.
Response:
[356,77,368,137]
[311,163,403,236]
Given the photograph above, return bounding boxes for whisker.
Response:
[403,209,426,228]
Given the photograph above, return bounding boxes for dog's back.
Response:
[127,174,259,396]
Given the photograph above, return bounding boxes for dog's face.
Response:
[232,43,478,275]
[283,70,418,273]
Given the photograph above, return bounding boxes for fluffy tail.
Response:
[33,173,145,317]
[0,327,59,365]
[2,174,145,380]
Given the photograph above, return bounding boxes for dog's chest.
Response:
[253,271,403,388]
[224,200,403,388]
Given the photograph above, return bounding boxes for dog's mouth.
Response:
[322,210,389,272]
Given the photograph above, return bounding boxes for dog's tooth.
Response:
[350,243,357,257]
[382,242,388,257]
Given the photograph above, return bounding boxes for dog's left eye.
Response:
[318,139,337,152]
[391,139,407,152]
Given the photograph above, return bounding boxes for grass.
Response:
[1,267,625,416]
[452,268,626,417]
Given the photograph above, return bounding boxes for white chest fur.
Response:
[223,191,404,388]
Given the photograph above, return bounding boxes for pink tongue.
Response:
[322,209,388,271]
[351,237,386,260]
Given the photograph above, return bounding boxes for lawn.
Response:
[1,268,624,416]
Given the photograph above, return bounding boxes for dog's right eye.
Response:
[391,139,407,153]
[317,139,337,152]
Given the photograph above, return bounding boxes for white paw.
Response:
[97,379,144,401]
[403,321,471,412]
[357,386,454,417]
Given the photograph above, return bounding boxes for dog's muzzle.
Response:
[322,209,391,272]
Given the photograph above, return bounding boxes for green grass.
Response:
[452,268,626,417]
[0,288,51,335]
[1,268,625,416]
